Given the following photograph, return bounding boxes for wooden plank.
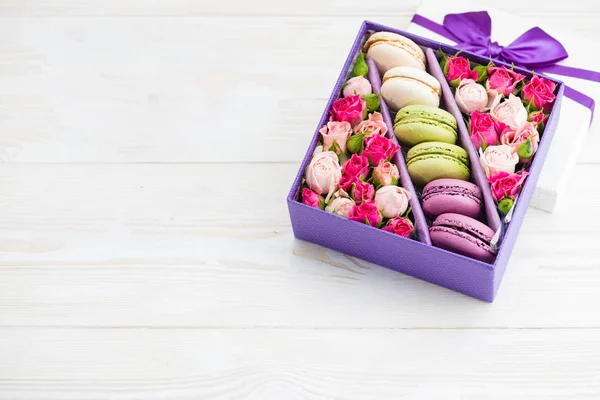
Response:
[0,163,598,328]
[0,328,598,399]
[1,16,599,163]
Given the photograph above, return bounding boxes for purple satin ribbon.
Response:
[412,12,599,116]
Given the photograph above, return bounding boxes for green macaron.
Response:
[406,142,470,187]
[393,105,458,147]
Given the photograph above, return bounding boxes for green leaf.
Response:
[438,49,448,75]
[463,115,471,132]
[318,199,326,210]
[473,64,488,84]
[449,77,461,88]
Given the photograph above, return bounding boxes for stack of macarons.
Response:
[365,32,441,111]
[364,30,497,263]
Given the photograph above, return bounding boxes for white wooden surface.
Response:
[1,0,600,398]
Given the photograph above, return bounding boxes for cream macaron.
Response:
[364,32,426,74]
[380,67,441,111]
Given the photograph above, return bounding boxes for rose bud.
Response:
[347,133,366,154]
[445,56,478,86]
[355,111,388,137]
[373,160,400,187]
[348,200,383,227]
[319,120,352,155]
[301,188,325,209]
[498,197,515,217]
[479,145,519,178]
[330,95,367,127]
[382,217,414,238]
[488,170,529,202]
[305,151,342,195]
[325,194,356,218]
[343,76,372,98]
[352,50,369,77]
[523,76,556,111]
[517,138,535,160]
[341,154,370,180]
[490,94,528,130]
[528,110,547,128]
[500,121,539,162]
[361,135,400,166]
[455,79,488,114]
[486,66,526,96]
[361,93,381,113]
[374,185,411,219]
[470,111,498,149]
[352,181,375,205]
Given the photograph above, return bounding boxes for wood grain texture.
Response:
[1,16,599,163]
[0,328,599,399]
[0,163,598,329]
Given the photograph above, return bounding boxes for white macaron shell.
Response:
[381,77,441,111]
[367,43,426,74]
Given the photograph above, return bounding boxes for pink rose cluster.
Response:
[301,76,414,238]
[443,55,558,213]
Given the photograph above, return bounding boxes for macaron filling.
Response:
[429,225,497,256]
[432,217,494,245]
[422,185,482,205]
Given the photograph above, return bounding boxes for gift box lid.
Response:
[407,2,599,212]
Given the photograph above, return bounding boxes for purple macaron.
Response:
[429,213,497,263]
[422,178,482,220]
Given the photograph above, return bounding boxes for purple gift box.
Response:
[287,21,563,302]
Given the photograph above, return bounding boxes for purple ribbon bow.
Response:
[412,11,600,115]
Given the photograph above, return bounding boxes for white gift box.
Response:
[407,1,599,212]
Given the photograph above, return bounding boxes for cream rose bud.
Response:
[479,145,519,178]
[305,151,342,195]
[325,196,356,217]
[455,79,488,114]
[374,185,411,219]
[343,76,373,98]
[491,94,528,129]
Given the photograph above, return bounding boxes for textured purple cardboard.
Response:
[287,20,563,302]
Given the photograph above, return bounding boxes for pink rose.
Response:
[500,122,539,162]
[446,56,478,82]
[523,76,556,111]
[330,95,367,127]
[354,112,388,136]
[488,171,529,202]
[348,200,382,227]
[382,217,414,238]
[470,111,498,149]
[305,151,342,195]
[361,135,400,166]
[374,185,411,219]
[373,160,400,187]
[319,120,352,154]
[490,94,528,130]
[528,110,547,127]
[486,66,525,96]
[341,154,370,180]
[342,76,372,98]
[455,79,488,114]
[338,172,358,191]
[479,145,519,178]
[325,192,356,217]
[352,181,375,205]
[301,188,324,209]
